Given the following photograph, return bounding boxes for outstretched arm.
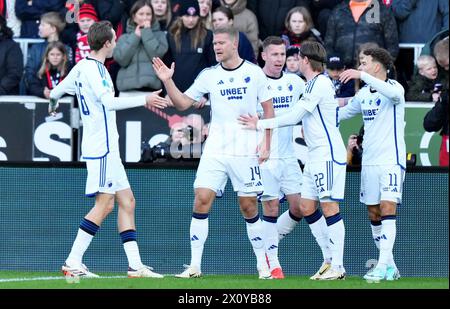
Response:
[100,89,169,111]
[152,57,195,111]
[239,101,308,130]
[340,70,404,104]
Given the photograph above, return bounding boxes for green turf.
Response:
[0,272,447,289]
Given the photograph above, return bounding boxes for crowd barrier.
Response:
[1,96,441,165]
[0,163,447,277]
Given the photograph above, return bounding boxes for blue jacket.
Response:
[15,0,65,38]
[391,0,449,44]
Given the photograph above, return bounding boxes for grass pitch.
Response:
[0,271,447,289]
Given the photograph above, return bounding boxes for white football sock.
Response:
[190,217,208,271]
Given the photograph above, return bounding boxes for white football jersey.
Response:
[50,57,118,159]
[258,72,305,158]
[185,60,272,157]
[301,74,346,164]
[339,75,406,168]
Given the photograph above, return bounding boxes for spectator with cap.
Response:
[75,3,99,63]
[284,46,302,78]
[326,54,355,99]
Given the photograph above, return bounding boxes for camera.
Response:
[433,83,443,93]
[140,140,203,163]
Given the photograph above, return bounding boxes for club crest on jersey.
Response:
[375,98,382,106]
[244,76,251,83]
[288,84,293,92]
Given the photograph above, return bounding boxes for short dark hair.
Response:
[213,6,234,21]
[0,15,13,39]
[362,47,394,71]
[262,36,285,51]
[88,21,114,52]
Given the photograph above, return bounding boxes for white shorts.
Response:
[85,152,130,196]
[194,156,264,197]
[260,157,302,201]
[302,160,346,202]
[360,164,405,205]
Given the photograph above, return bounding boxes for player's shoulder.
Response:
[387,78,405,92]
[242,60,265,74]
[197,63,221,77]
[306,73,332,93]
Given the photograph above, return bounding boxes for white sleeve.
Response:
[257,103,308,130]
[100,93,146,111]
[185,69,209,101]
[360,72,404,105]
[256,69,272,103]
[339,95,361,121]
[49,68,77,99]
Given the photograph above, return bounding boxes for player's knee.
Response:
[367,206,381,221]
[289,203,303,218]
[239,198,258,218]
[99,197,115,215]
[263,200,279,216]
[193,191,214,212]
[120,196,136,212]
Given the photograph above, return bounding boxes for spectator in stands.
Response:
[75,3,98,63]
[423,37,449,166]
[24,12,73,95]
[281,6,322,49]
[284,46,302,77]
[199,0,213,29]
[151,0,172,31]
[165,0,215,98]
[325,0,399,68]
[212,5,255,63]
[15,0,65,38]
[220,0,259,58]
[391,0,448,44]
[1,0,21,37]
[247,0,311,40]
[423,92,449,167]
[406,55,442,102]
[0,14,23,95]
[310,0,342,39]
[27,41,68,98]
[62,1,125,53]
[326,54,355,98]
[113,0,168,94]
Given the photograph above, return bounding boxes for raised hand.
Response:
[145,89,169,109]
[152,57,174,82]
[339,69,361,84]
[237,114,259,130]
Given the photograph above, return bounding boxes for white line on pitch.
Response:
[0,275,127,283]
